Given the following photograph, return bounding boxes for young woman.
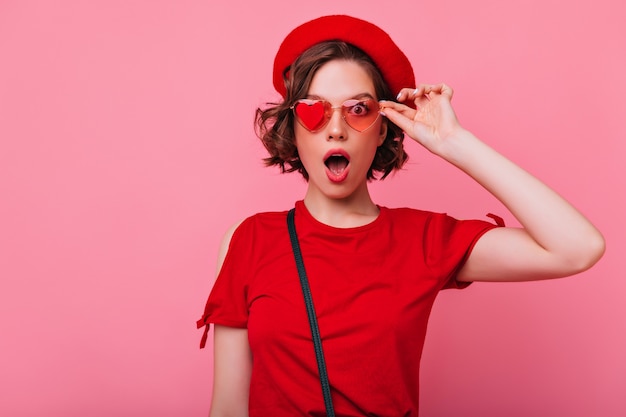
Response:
[197,15,605,417]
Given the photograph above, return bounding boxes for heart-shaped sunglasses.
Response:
[291,98,382,133]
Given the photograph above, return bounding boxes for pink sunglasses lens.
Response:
[294,101,327,131]
[342,99,378,131]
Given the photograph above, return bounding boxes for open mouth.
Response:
[324,154,350,176]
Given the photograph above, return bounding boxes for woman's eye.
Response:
[349,102,369,116]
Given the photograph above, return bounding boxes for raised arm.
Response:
[209,222,251,417]
[381,85,605,282]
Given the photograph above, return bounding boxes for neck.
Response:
[302,185,379,228]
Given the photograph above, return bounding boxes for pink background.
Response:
[1,1,624,416]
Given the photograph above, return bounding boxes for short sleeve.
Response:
[196,219,253,348]
[422,212,502,289]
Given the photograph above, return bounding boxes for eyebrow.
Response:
[305,92,376,102]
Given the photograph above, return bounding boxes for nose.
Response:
[326,107,347,141]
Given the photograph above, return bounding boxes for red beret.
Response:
[273,15,415,99]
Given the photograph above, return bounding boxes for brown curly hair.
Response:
[255,41,408,180]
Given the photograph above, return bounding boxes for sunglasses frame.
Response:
[291,98,382,133]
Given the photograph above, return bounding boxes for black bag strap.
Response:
[287,208,335,417]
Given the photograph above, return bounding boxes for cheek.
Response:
[294,131,318,166]
[351,139,381,170]
[293,123,312,149]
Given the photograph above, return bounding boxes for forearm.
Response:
[209,325,251,417]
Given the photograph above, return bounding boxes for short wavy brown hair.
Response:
[255,41,408,180]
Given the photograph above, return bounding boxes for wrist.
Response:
[436,128,480,166]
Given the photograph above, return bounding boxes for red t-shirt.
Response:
[197,200,499,416]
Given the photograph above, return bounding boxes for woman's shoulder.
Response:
[235,208,290,231]
[221,208,290,244]
[215,209,289,274]
[383,205,444,222]
[383,205,500,229]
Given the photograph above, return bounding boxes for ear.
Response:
[378,118,388,146]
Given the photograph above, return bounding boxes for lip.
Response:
[323,148,351,162]
[323,148,351,183]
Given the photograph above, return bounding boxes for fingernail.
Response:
[413,88,419,95]
[396,92,402,100]
[379,110,387,117]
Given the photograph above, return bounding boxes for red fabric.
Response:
[197,201,499,416]
[273,15,415,99]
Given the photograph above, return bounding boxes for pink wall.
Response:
[1,1,624,416]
